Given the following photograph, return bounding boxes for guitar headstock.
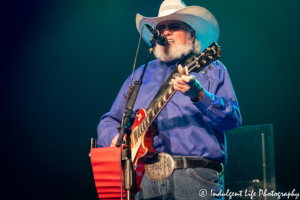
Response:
[186,42,221,74]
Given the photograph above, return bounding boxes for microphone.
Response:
[145,23,168,46]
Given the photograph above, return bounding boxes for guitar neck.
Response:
[133,84,176,142]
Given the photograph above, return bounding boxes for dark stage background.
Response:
[2,0,300,199]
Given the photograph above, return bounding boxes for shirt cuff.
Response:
[193,89,212,110]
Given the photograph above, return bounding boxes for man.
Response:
[97,0,242,199]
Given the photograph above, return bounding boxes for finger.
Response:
[110,135,118,146]
[171,78,176,85]
[175,77,193,88]
[175,77,185,84]
[173,80,190,91]
[172,79,187,89]
[110,139,116,146]
[176,77,191,85]
[173,78,192,92]
[173,85,186,93]
[171,78,184,85]
[178,64,183,73]
[181,75,191,83]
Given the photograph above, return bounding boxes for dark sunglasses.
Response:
[156,23,189,32]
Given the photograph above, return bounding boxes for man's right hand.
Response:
[110,134,126,147]
[110,134,119,147]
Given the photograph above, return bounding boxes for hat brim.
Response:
[136,6,219,51]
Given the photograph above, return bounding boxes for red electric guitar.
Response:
[130,42,221,192]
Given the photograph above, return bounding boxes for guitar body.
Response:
[131,109,157,192]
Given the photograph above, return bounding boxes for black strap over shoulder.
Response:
[147,53,196,110]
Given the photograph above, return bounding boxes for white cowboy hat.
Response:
[136,0,219,51]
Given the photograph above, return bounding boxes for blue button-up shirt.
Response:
[97,57,242,164]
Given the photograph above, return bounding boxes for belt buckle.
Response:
[145,153,174,182]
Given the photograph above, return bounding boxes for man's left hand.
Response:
[171,65,204,102]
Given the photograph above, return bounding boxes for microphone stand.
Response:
[116,38,156,200]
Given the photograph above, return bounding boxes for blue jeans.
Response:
[135,158,224,200]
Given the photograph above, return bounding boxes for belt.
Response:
[145,153,223,182]
[173,157,223,173]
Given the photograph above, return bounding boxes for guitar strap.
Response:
[147,53,196,110]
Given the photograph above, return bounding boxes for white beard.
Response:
[154,35,200,63]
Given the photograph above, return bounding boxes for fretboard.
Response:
[132,83,176,142]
